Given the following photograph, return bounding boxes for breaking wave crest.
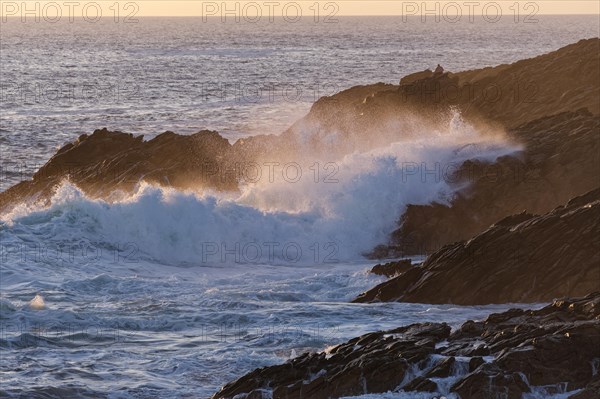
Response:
[1,111,520,265]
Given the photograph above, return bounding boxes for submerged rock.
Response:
[212,293,600,399]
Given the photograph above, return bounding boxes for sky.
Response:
[138,1,599,16]
[1,1,599,18]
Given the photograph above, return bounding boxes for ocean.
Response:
[0,15,598,398]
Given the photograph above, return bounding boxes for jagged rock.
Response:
[0,128,238,210]
[277,38,599,160]
[353,267,425,303]
[468,357,485,372]
[403,376,437,392]
[425,356,455,378]
[212,323,450,399]
[369,259,412,277]
[495,324,599,389]
[278,40,600,258]
[354,187,600,305]
[213,293,600,399]
[452,364,531,399]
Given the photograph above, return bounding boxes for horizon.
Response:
[3,13,600,17]
[1,1,599,18]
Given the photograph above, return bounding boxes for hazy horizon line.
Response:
[2,13,599,18]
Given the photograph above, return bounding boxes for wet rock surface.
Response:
[368,259,413,278]
[354,187,600,305]
[213,293,600,399]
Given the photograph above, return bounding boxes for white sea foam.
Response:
[28,294,46,310]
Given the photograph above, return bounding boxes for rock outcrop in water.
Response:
[212,292,600,399]
[295,38,599,135]
[382,108,600,256]
[0,128,238,209]
[273,38,599,158]
[276,38,600,255]
[1,40,598,235]
[368,259,413,278]
[354,187,600,305]
[255,40,600,257]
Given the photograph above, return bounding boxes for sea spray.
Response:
[1,111,520,266]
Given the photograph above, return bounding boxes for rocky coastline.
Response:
[213,293,600,398]
[210,38,600,398]
[2,40,598,257]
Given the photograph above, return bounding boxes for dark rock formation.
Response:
[455,38,600,128]
[277,39,600,255]
[368,259,413,278]
[213,322,451,399]
[354,187,600,305]
[213,293,600,399]
[387,108,600,256]
[0,128,238,210]
[402,376,437,392]
[425,356,455,378]
[273,39,599,159]
[295,38,599,136]
[248,40,600,256]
